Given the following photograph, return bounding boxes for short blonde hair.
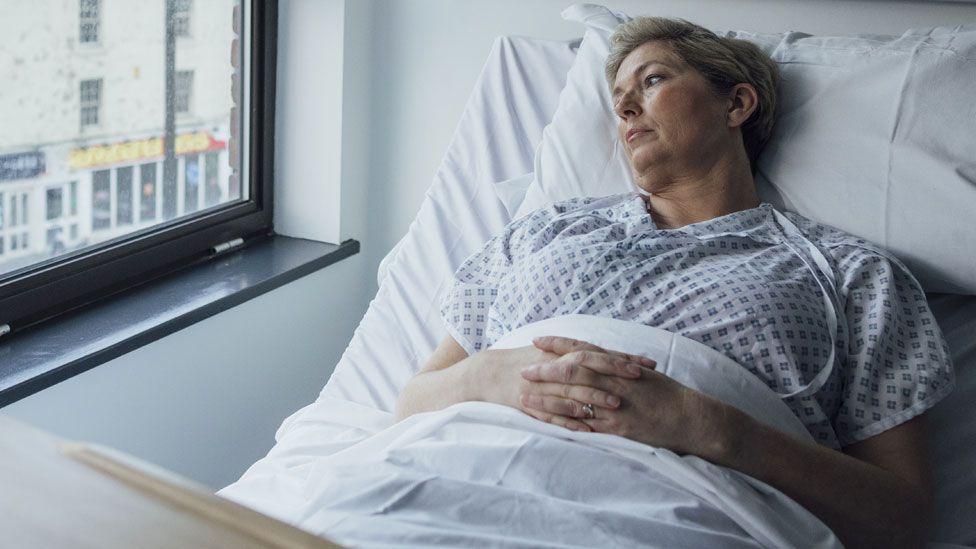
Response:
[605,17,779,172]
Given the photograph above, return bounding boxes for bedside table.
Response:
[0,415,340,548]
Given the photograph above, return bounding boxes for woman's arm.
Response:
[393,335,566,422]
[712,404,932,549]
[395,334,647,424]
[394,335,474,422]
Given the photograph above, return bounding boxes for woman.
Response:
[395,17,953,548]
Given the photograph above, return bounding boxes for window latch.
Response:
[210,237,245,256]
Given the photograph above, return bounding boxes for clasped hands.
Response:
[501,335,734,459]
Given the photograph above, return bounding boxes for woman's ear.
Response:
[726,83,759,129]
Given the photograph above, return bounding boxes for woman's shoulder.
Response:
[779,209,919,288]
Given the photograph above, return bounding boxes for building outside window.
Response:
[175,70,193,114]
[174,0,192,37]
[80,78,102,128]
[79,0,100,43]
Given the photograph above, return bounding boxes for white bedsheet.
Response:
[220,316,838,548]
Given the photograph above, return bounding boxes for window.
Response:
[175,70,194,114]
[79,0,100,44]
[0,1,274,339]
[174,0,192,37]
[46,188,63,221]
[80,78,102,128]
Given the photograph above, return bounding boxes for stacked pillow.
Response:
[502,3,976,296]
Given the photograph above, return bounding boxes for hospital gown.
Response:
[440,192,955,448]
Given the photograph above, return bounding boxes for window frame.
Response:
[0,0,277,338]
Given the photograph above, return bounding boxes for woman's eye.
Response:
[644,74,662,87]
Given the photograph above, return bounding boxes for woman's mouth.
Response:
[626,128,650,143]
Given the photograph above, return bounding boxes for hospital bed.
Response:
[220,5,976,547]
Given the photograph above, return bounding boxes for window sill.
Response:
[0,235,359,408]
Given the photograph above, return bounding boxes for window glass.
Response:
[116,166,133,226]
[70,180,78,215]
[175,70,193,114]
[79,0,100,43]
[140,163,157,222]
[47,226,64,254]
[80,78,102,128]
[92,170,110,231]
[204,152,220,207]
[46,188,63,220]
[174,0,192,37]
[0,0,244,278]
[184,155,199,213]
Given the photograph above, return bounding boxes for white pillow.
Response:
[493,172,535,218]
[515,4,636,220]
[515,3,976,295]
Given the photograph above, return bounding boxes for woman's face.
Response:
[612,41,732,191]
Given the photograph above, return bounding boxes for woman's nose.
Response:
[614,92,642,120]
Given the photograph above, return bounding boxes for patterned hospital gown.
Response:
[440,192,955,448]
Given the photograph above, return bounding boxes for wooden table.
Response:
[0,415,341,548]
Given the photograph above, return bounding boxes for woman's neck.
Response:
[640,153,760,230]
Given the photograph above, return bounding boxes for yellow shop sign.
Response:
[69,132,225,169]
